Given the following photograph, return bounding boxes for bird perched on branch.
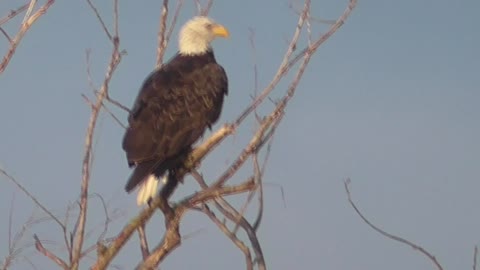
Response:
[122,16,229,205]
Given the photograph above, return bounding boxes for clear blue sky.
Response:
[1,0,479,269]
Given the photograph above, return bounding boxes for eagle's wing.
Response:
[122,62,227,192]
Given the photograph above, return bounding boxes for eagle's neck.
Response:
[178,32,211,56]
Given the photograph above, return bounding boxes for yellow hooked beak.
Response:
[212,24,230,38]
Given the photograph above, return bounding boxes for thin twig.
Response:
[232,176,258,234]
[230,121,279,234]
[202,205,253,270]
[233,0,310,127]
[104,95,130,113]
[0,27,11,42]
[156,0,169,67]
[63,204,75,262]
[85,0,112,42]
[344,179,444,270]
[33,235,69,270]
[287,0,357,73]
[212,110,283,188]
[289,1,336,25]
[0,169,64,229]
[201,0,214,16]
[0,3,29,26]
[165,0,183,45]
[253,128,277,232]
[8,194,15,255]
[210,192,265,270]
[248,28,262,124]
[85,29,129,114]
[193,0,201,15]
[252,154,264,231]
[87,193,111,245]
[82,94,126,129]
[2,195,16,270]
[85,49,96,92]
[2,211,41,270]
[101,103,127,129]
[20,255,38,270]
[190,171,263,269]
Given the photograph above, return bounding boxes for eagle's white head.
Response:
[179,16,229,56]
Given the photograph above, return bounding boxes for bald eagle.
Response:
[122,16,229,205]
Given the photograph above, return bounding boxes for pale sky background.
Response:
[1,0,479,269]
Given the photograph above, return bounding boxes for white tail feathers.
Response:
[136,174,168,206]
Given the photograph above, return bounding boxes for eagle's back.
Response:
[123,50,228,192]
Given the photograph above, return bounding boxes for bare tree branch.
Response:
[104,93,130,113]
[92,179,254,270]
[0,3,29,26]
[137,180,255,269]
[191,170,263,270]
[72,1,123,269]
[201,204,253,270]
[344,179,444,270]
[0,0,55,74]
[213,110,282,188]
[210,192,265,270]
